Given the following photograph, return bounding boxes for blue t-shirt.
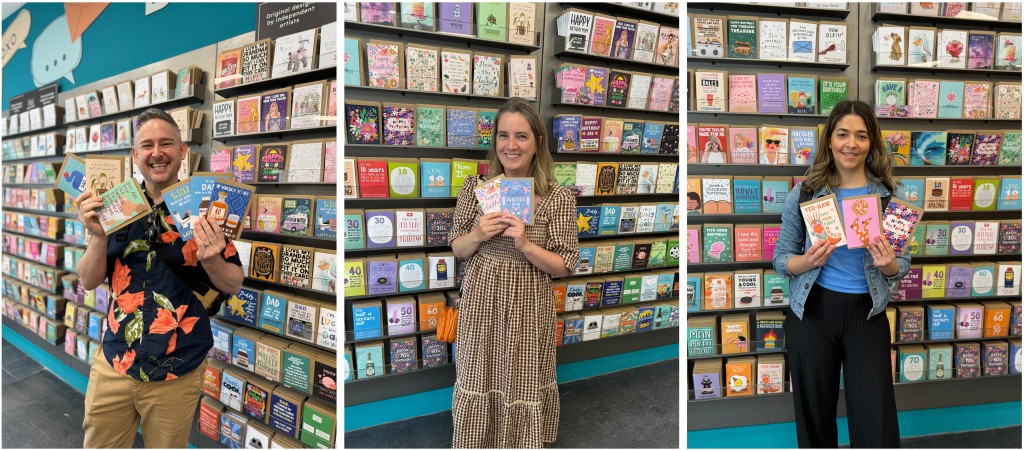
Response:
[817,186,869,294]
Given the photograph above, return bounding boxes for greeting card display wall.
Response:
[190,27,339,450]
[2,46,211,381]
[686,2,1022,433]
[344,2,681,407]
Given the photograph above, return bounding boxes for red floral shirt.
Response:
[103,202,242,381]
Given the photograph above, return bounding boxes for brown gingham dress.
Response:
[448,176,580,448]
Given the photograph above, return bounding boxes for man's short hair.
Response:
[134,108,181,145]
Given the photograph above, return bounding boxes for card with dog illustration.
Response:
[840,194,883,249]
[875,25,906,66]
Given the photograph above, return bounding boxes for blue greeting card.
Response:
[160,179,193,241]
[599,205,620,235]
[55,153,87,199]
[576,206,601,238]
[313,197,337,239]
[207,179,255,240]
[223,287,260,327]
[420,160,452,197]
[997,176,1022,210]
[257,290,288,334]
[500,177,534,224]
[189,172,231,227]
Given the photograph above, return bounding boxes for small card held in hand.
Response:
[98,179,152,235]
[882,197,925,255]
[799,193,846,247]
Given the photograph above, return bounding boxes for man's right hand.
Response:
[474,212,509,242]
[75,192,107,240]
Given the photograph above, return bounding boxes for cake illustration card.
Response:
[206,179,256,240]
[841,194,883,249]
[995,33,1022,70]
[799,194,846,247]
[500,178,534,224]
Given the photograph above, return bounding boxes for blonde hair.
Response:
[803,100,899,194]
[486,98,556,198]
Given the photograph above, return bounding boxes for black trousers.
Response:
[785,284,901,448]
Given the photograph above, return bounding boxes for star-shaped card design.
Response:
[500,177,534,224]
[473,175,504,214]
[840,194,883,249]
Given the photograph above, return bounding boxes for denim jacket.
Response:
[772,181,911,321]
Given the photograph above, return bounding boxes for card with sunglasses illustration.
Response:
[161,178,194,241]
[206,179,256,240]
[98,179,152,235]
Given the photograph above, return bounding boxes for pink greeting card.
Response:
[840,194,883,249]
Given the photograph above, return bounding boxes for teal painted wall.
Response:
[2,2,257,110]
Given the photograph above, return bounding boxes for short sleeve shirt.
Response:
[102,192,242,381]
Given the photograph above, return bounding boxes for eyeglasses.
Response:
[143,210,162,245]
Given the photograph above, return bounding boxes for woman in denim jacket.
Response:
[772,100,909,448]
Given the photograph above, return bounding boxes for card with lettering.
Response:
[161,179,194,241]
[240,39,273,84]
[500,178,534,224]
[840,194,883,249]
[279,245,314,289]
[98,179,152,235]
[472,52,503,98]
[206,179,256,240]
[509,56,538,100]
[441,48,472,94]
[799,194,847,247]
[366,40,404,89]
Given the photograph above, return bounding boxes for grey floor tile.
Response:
[3,355,44,380]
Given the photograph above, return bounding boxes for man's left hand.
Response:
[193,216,227,262]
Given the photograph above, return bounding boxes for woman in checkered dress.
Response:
[449,98,580,448]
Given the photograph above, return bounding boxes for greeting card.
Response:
[800,194,847,247]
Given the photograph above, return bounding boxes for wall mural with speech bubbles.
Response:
[2,2,257,109]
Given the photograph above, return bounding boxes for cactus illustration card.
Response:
[841,194,883,249]
[800,194,847,247]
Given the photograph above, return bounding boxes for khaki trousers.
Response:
[82,346,205,448]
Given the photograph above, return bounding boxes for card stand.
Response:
[553,36,682,72]
[2,119,66,140]
[346,83,520,102]
[690,40,849,68]
[1,262,64,295]
[64,82,207,127]
[345,20,543,54]
[876,103,1014,121]
[346,317,449,346]
[213,117,335,142]
[2,229,77,249]
[692,97,831,117]
[2,246,65,270]
[872,10,1023,27]
[3,134,64,161]
[550,88,679,116]
[243,276,334,301]
[347,354,455,383]
[687,338,788,360]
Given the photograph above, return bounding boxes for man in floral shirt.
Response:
[75,109,243,447]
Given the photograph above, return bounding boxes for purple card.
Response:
[955,343,980,378]
[896,266,923,301]
[500,178,534,224]
[425,210,453,246]
[364,210,396,248]
[949,221,975,255]
[582,67,610,106]
[260,91,289,132]
[946,265,972,298]
[757,74,787,114]
[692,371,722,400]
[367,260,398,295]
[438,2,473,35]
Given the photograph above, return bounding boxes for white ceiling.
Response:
[3,2,26,22]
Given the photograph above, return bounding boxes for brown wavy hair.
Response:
[802,100,899,194]
[487,98,555,198]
